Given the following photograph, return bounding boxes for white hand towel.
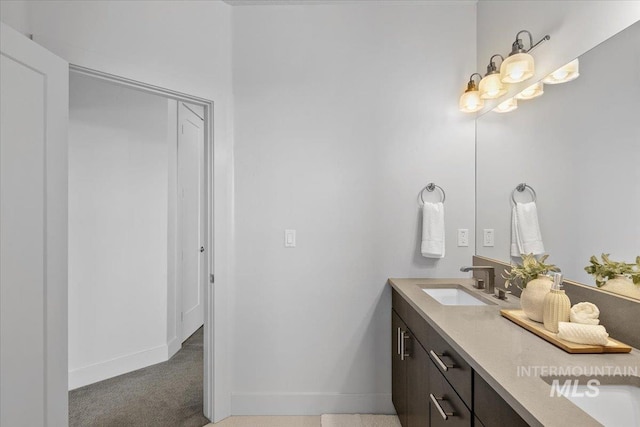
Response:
[570,302,600,325]
[510,206,521,257]
[557,322,609,346]
[513,202,545,256]
[421,202,445,258]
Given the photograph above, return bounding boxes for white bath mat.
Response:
[320,414,401,427]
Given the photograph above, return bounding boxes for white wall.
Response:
[476,1,640,112]
[68,74,169,389]
[0,0,29,35]
[232,2,476,414]
[0,1,234,419]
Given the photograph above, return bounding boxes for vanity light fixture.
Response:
[515,81,544,100]
[543,58,580,84]
[479,54,508,99]
[500,30,550,84]
[459,73,484,113]
[493,97,518,113]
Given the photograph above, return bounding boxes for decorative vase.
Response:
[601,275,640,300]
[521,274,553,322]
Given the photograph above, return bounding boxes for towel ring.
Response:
[420,183,446,204]
[511,183,537,204]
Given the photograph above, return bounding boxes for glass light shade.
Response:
[459,90,484,113]
[515,81,544,100]
[493,97,518,113]
[543,59,580,84]
[479,73,507,99]
[500,53,535,83]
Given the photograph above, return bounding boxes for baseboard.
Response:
[167,336,181,359]
[68,344,168,390]
[231,392,394,415]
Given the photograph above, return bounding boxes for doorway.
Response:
[67,66,214,421]
[0,25,218,425]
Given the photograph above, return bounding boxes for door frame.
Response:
[69,64,216,420]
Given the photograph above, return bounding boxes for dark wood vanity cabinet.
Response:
[392,310,430,427]
[406,338,430,427]
[473,372,528,427]
[392,289,529,427]
[392,311,409,426]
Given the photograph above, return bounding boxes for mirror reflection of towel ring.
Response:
[511,183,537,204]
[420,183,446,205]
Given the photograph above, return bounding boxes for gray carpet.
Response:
[69,327,209,427]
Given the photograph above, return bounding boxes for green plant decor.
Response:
[584,253,640,288]
[503,254,560,289]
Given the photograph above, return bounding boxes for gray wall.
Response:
[232,2,477,414]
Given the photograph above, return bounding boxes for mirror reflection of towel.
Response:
[421,202,445,258]
[511,202,544,257]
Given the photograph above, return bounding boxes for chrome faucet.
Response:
[460,266,495,294]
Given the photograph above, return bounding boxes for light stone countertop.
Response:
[389,278,640,427]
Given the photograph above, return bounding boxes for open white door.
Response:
[177,102,205,342]
[0,23,68,426]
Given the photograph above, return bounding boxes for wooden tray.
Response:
[500,309,632,354]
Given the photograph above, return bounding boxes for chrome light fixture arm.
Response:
[485,54,504,75]
[466,72,483,91]
[511,29,550,55]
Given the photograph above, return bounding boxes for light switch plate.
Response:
[284,229,296,248]
[457,229,469,247]
[483,229,495,247]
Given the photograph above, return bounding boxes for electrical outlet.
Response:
[457,229,469,247]
[483,229,495,247]
[284,229,296,248]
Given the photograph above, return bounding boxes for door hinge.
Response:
[210,274,214,284]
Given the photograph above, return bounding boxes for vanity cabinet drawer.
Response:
[429,361,472,427]
[427,325,473,408]
[473,372,528,427]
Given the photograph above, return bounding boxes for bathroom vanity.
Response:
[389,278,640,427]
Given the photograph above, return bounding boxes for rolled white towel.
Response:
[570,302,600,325]
[557,322,609,346]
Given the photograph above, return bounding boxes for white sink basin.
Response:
[558,384,640,427]
[421,287,489,306]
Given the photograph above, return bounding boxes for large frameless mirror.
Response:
[475,21,640,297]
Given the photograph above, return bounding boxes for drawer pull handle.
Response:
[397,327,402,356]
[430,394,454,421]
[430,350,455,372]
[400,331,410,361]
